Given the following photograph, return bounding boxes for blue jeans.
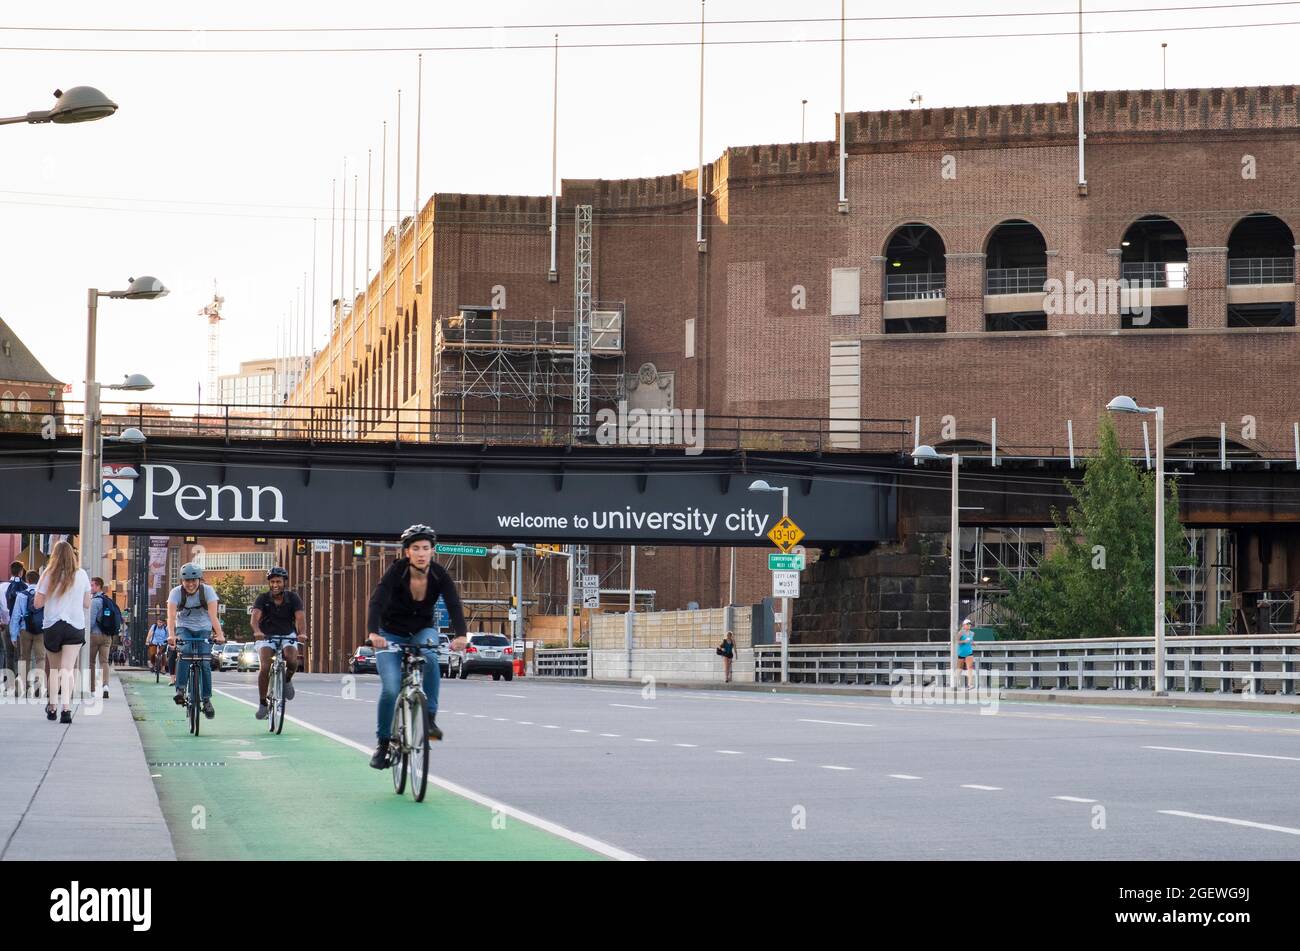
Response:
[375,628,440,740]
[175,632,213,701]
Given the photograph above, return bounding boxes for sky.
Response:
[0,0,1295,405]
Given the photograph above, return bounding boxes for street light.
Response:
[912,445,962,686]
[79,279,166,704]
[0,87,118,126]
[749,478,791,684]
[1107,394,1167,696]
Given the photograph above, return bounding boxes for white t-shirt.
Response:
[36,568,91,630]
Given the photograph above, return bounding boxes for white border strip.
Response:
[214,688,643,861]
[1143,745,1300,762]
[1159,810,1300,837]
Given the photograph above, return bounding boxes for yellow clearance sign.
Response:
[767,516,805,554]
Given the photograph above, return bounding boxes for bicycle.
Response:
[264,635,295,735]
[388,643,432,803]
[177,637,213,736]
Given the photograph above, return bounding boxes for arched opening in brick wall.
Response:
[883,223,946,302]
[1226,213,1295,327]
[984,220,1047,294]
[1121,215,1188,287]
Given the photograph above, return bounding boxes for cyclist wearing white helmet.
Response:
[365,524,467,769]
[252,566,308,720]
[167,563,225,718]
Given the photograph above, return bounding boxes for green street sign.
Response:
[768,553,806,571]
[436,544,489,557]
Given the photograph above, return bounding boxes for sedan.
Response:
[350,646,377,674]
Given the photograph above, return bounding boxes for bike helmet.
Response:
[400,524,437,548]
[180,563,203,581]
[267,566,289,581]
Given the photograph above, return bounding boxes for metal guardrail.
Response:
[3,400,913,454]
[1227,257,1295,285]
[985,266,1048,295]
[534,648,590,678]
[1120,261,1188,289]
[885,273,946,301]
[754,637,1300,694]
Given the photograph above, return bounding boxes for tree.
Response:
[211,573,257,640]
[997,416,1188,639]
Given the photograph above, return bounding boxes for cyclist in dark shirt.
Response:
[251,567,309,720]
[365,524,467,769]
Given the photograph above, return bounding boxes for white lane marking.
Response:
[496,693,526,699]
[889,774,922,780]
[1053,796,1097,803]
[1143,745,1300,763]
[541,725,560,730]
[798,718,874,728]
[453,711,466,716]
[570,729,590,733]
[635,738,657,743]
[767,757,795,763]
[1159,810,1300,837]
[517,721,534,725]
[493,717,509,722]
[472,714,487,719]
[150,773,162,778]
[599,733,620,738]
[716,750,743,755]
[674,743,698,748]
[961,784,1002,791]
[610,703,654,710]
[821,765,853,771]
[212,688,641,861]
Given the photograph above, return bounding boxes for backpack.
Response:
[24,593,43,635]
[5,578,28,618]
[176,584,208,624]
[98,594,123,637]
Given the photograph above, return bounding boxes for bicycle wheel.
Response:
[390,697,407,794]
[270,662,285,735]
[188,663,201,736]
[408,692,429,803]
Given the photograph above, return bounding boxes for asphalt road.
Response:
[210,670,1300,860]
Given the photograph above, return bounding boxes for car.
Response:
[459,633,514,681]
[350,645,377,674]
[234,643,260,672]
[438,634,462,680]
[215,642,243,672]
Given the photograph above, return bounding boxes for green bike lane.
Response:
[120,672,612,861]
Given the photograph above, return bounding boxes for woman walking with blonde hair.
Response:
[33,540,91,723]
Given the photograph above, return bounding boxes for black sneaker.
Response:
[283,680,295,701]
[103,688,109,699]
[202,700,215,719]
[369,742,391,769]
[255,702,269,720]
[46,706,57,721]
[59,710,72,724]
[428,715,443,742]
[173,691,186,706]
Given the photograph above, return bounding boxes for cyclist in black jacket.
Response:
[366,524,467,769]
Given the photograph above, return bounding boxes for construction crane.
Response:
[198,283,224,405]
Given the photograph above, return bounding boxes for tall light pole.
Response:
[1107,395,1168,696]
[749,479,790,683]
[0,86,117,127]
[912,445,961,685]
[801,99,807,141]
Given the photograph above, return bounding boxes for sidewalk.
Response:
[0,669,175,861]
[553,677,1300,713]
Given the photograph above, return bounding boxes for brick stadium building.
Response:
[288,85,1300,659]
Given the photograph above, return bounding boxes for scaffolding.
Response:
[573,203,593,436]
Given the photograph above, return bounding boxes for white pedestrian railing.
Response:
[534,648,590,678]
[753,637,1300,695]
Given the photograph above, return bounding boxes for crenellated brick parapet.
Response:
[845,85,1300,153]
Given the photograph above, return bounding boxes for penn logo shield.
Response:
[101,464,138,520]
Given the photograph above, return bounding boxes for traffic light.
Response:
[294,539,309,557]
[353,539,365,557]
